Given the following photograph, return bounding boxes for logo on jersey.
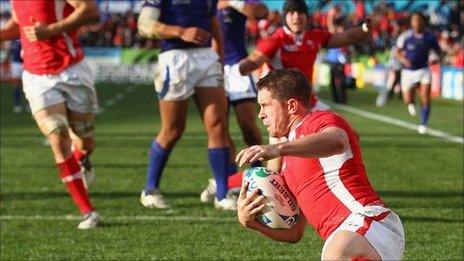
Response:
[407,44,415,50]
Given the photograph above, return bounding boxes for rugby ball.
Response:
[243,167,299,229]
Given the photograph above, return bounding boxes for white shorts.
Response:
[11,61,23,79]
[154,48,223,101]
[22,60,98,114]
[224,63,257,102]
[401,68,431,91]
[322,206,405,261]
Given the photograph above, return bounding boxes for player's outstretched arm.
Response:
[326,14,381,48]
[236,127,349,167]
[238,51,269,75]
[237,182,307,243]
[277,127,349,158]
[23,0,100,42]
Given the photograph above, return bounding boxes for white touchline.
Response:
[325,101,464,144]
[0,215,237,223]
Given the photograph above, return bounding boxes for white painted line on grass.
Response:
[0,215,237,223]
[326,101,464,144]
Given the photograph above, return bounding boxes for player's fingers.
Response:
[238,182,248,200]
[235,149,247,164]
[247,195,265,211]
[243,188,260,205]
[249,153,264,163]
[249,202,266,215]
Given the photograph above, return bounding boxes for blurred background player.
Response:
[235,69,405,260]
[200,0,268,204]
[324,17,350,104]
[137,0,236,210]
[0,0,101,229]
[395,11,442,134]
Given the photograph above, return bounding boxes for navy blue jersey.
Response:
[143,0,218,52]
[396,30,440,70]
[9,39,22,63]
[218,7,247,65]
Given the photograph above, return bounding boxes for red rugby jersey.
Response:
[12,0,84,75]
[281,111,385,240]
[257,27,332,108]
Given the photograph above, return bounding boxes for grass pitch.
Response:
[1,83,463,260]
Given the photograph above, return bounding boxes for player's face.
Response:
[411,14,424,32]
[285,11,307,34]
[257,89,291,137]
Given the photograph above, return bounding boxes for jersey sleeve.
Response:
[257,30,282,58]
[396,31,408,49]
[313,29,333,48]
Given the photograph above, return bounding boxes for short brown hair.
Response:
[256,69,311,107]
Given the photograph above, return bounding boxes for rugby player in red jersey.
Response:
[236,69,405,260]
[1,0,100,229]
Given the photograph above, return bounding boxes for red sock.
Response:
[73,148,86,162]
[57,156,94,215]
[228,171,243,189]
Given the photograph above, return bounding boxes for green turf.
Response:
[1,83,463,260]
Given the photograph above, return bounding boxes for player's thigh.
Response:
[232,99,258,129]
[194,87,228,126]
[158,99,189,133]
[322,230,381,260]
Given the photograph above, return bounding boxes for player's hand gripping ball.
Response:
[243,167,299,229]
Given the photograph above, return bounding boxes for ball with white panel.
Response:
[243,167,299,229]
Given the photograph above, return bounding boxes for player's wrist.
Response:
[175,26,186,38]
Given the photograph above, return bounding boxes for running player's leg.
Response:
[417,68,432,133]
[141,99,189,209]
[418,83,431,133]
[401,69,418,116]
[233,99,262,147]
[141,49,191,209]
[195,87,235,210]
[33,103,96,226]
[68,110,96,188]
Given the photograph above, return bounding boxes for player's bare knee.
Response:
[38,114,69,138]
[159,126,185,146]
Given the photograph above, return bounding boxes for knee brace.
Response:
[69,120,95,138]
[38,114,69,136]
